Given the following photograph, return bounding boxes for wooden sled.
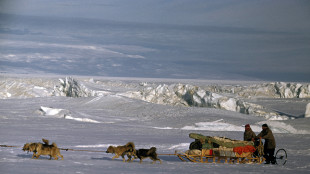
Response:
[175,149,265,164]
[171,138,266,164]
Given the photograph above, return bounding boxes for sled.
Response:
[171,133,266,164]
[172,147,287,165]
[174,149,265,164]
[164,133,288,165]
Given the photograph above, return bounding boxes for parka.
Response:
[244,128,256,141]
[256,127,276,149]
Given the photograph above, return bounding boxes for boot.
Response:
[271,156,276,164]
[264,155,270,164]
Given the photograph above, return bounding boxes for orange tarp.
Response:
[233,145,256,155]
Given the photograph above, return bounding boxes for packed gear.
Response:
[175,133,265,164]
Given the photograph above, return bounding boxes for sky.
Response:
[0,0,310,82]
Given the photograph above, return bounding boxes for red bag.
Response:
[233,145,255,155]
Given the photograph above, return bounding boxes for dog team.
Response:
[23,139,162,164]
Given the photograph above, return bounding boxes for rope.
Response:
[1,144,181,155]
[59,148,106,153]
[1,144,184,155]
[0,144,106,153]
[0,145,21,148]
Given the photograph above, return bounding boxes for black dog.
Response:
[135,147,162,164]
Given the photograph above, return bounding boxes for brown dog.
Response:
[23,143,39,158]
[34,142,64,160]
[135,147,162,164]
[22,139,63,160]
[22,138,50,154]
[106,142,137,162]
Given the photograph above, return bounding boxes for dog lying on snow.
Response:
[106,142,137,162]
[22,138,63,160]
[135,147,162,164]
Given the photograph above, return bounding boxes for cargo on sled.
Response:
[175,133,265,164]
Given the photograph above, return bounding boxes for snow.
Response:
[38,106,100,123]
[64,116,101,124]
[120,82,309,120]
[39,106,70,117]
[181,120,244,131]
[1,75,310,174]
[305,103,310,118]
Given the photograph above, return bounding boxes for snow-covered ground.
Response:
[0,75,310,174]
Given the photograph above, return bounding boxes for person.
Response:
[244,124,256,142]
[189,139,202,150]
[256,124,276,164]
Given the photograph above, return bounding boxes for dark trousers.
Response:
[264,148,275,163]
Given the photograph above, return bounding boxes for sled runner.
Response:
[173,147,287,165]
[175,149,264,164]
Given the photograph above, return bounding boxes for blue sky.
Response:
[0,0,310,81]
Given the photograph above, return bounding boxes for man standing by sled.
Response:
[244,124,256,142]
[256,124,276,164]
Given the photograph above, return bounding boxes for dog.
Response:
[22,138,51,158]
[23,143,39,158]
[135,147,162,164]
[22,138,63,160]
[34,142,64,160]
[106,142,137,162]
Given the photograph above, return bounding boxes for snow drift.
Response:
[38,106,71,118]
[37,106,100,123]
[1,76,309,120]
[121,83,286,120]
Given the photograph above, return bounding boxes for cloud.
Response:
[2,0,309,32]
[111,64,121,67]
[0,39,150,62]
[0,1,309,81]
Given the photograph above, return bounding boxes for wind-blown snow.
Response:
[167,143,190,150]
[259,121,309,134]
[153,119,309,134]
[38,106,100,123]
[64,116,100,124]
[181,119,245,132]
